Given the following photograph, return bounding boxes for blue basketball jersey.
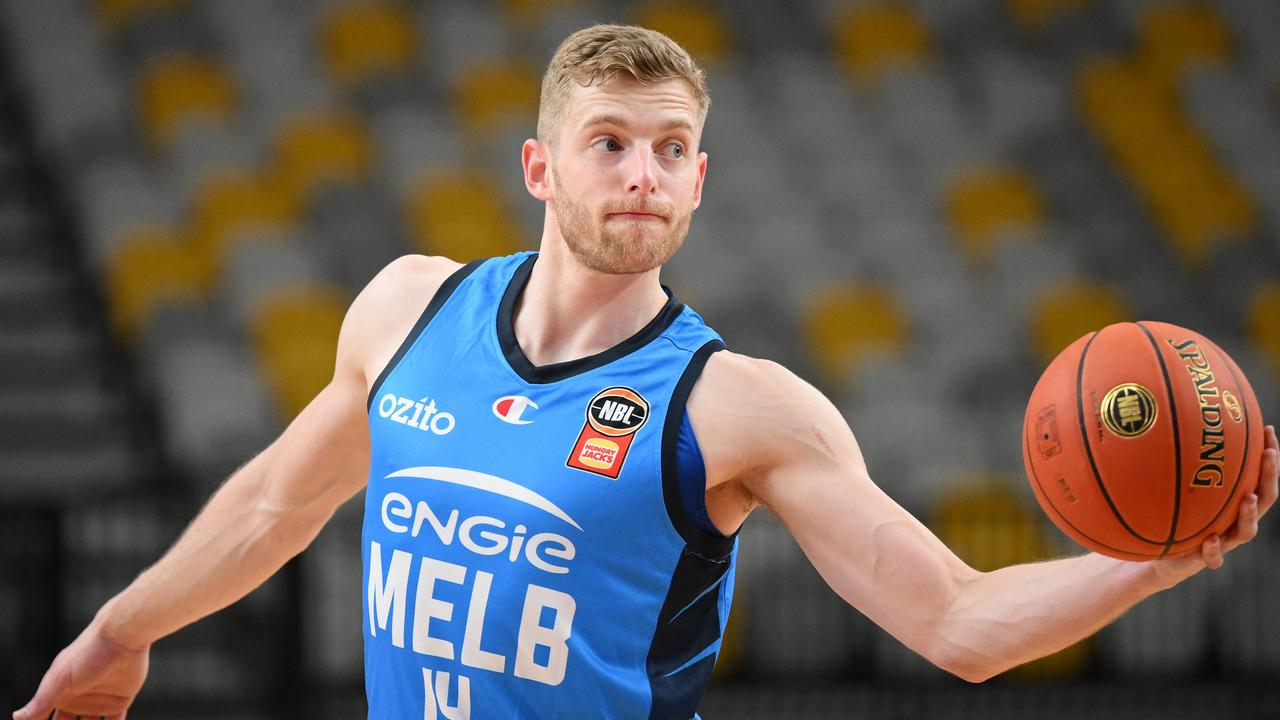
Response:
[361,252,737,719]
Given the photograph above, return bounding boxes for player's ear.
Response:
[691,150,708,210]
[523,138,554,202]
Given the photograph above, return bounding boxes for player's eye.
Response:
[592,138,622,152]
[663,142,685,159]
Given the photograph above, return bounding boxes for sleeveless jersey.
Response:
[361,252,738,719]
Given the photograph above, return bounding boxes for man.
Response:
[14,24,1278,720]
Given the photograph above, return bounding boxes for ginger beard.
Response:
[550,165,691,275]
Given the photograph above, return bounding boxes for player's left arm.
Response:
[698,353,1278,682]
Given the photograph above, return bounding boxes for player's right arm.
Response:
[13,254,460,720]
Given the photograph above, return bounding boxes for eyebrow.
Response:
[580,114,694,135]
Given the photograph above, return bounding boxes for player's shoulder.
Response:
[692,349,833,440]
[699,349,812,403]
[691,349,852,487]
[338,254,465,374]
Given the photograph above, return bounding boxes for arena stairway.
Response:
[0,84,144,500]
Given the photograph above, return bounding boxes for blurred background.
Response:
[0,0,1278,717]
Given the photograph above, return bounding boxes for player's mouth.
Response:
[607,212,666,222]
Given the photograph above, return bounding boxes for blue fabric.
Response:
[361,252,736,719]
[676,409,724,538]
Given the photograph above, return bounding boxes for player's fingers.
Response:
[1256,426,1278,517]
[1224,494,1260,551]
[1201,535,1225,569]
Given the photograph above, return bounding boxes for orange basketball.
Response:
[1022,321,1263,560]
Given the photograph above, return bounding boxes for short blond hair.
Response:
[537,24,710,145]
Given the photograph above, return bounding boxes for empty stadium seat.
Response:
[138,55,237,149]
[105,230,211,340]
[1247,283,1280,380]
[271,113,376,207]
[1137,3,1232,86]
[95,0,185,33]
[452,61,541,139]
[405,172,524,261]
[633,1,733,65]
[946,167,1047,265]
[320,2,420,89]
[833,4,932,87]
[803,284,910,393]
[188,172,299,276]
[1029,281,1130,365]
[1006,0,1092,32]
[251,286,349,420]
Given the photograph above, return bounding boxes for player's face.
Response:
[547,76,707,275]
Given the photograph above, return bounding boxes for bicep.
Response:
[745,375,977,656]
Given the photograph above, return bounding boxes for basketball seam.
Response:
[1135,321,1182,559]
[1171,335,1252,544]
[1076,327,1166,547]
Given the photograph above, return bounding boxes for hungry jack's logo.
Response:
[566,387,649,479]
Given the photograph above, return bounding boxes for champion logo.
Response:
[492,395,539,425]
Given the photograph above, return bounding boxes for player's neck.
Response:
[514,241,668,368]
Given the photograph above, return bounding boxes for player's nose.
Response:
[625,145,658,195]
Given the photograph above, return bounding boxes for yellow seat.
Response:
[1029,281,1130,365]
[453,62,541,139]
[189,172,299,276]
[1138,3,1232,86]
[321,3,420,88]
[252,287,349,420]
[632,1,732,65]
[138,56,237,149]
[503,0,585,28]
[833,4,932,87]
[803,284,909,391]
[1077,58,1255,272]
[932,477,1090,678]
[1006,0,1092,32]
[946,167,1046,264]
[96,0,184,32]
[272,114,375,206]
[1248,283,1280,381]
[105,230,212,340]
[405,173,524,262]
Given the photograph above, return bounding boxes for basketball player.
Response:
[14,24,1279,720]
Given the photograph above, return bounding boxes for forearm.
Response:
[94,446,330,649]
[937,552,1172,681]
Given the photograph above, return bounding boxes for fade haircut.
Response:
[537,24,711,146]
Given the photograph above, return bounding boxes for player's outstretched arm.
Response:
[13,255,460,720]
[696,353,1277,683]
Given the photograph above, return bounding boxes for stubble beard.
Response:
[551,168,691,275]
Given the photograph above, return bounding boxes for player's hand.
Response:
[12,618,150,720]
[1154,424,1278,585]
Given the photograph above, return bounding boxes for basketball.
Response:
[1022,321,1264,560]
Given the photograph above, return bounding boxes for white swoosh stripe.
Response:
[386,466,582,531]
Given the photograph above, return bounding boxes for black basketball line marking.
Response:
[1024,420,1156,559]
[1172,336,1253,544]
[1076,328,1166,547]
[1136,322,1182,559]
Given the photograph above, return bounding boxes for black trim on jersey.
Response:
[662,339,735,558]
[497,253,687,384]
[645,338,735,719]
[646,547,734,720]
[366,259,484,410]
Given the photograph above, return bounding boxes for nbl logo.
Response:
[567,387,650,479]
[1101,383,1157,438]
